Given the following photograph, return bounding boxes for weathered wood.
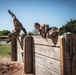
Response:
[35,54,60,74]
[34,45,60,60]
[33,36,60,47]
[12,34,76,75]
[60,36,66,75]
[32,36,61,75]
[36,63,60,75]
[17,37,24,62]
[11,37,17,61]
[24,36,33,73]
[64,34,76,75]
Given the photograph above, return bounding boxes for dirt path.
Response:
[0,58,34,75]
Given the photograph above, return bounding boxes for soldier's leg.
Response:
[48,28,59,38]
[6,32,17,43]
[45,25,49,33]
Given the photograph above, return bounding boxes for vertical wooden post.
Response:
[11,37,17,61]
[60,37,66,75]
[24,36,33,73]
[63,34,76,75]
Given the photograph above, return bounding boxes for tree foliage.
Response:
[62,19,76,34]
[0,30,11,36]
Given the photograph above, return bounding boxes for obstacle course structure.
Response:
[11,34,76,75]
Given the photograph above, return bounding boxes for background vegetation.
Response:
[0,30,11,36]
[61,19,76,34]
[0,44,10,58]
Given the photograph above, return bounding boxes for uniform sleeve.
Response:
[21,26,27,36]
[9,11,17,20]
[41,24,49,33]
[44,25,49,33]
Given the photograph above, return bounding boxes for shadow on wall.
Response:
[32,38,35,74]
[51,36,58,46]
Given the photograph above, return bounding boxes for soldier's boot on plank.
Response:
[6,32,13,43]
[6,39,12,43]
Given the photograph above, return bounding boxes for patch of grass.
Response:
[0,44,11,58]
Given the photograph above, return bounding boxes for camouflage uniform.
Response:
[47,26,58,38]
[38,24,62,38]
[6,10,27,43]
[38,24,49,38]
[47,27,64,38]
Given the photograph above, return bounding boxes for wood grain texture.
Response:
[33,36,60,47]
[34,45,60,60]
[24,36,33,74]
[64,34,76,75]
[35,54,60,74]
[32,36,61,75]
[11,37,17,61]
[60,37,66,75]
[35,63,60,75]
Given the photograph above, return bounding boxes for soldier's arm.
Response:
[8,10,17,19]
[21,26,27,36]
[44,25,49,33]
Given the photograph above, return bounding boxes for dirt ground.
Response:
[0,58,34,75]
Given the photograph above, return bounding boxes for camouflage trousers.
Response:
[8,32,19,40]
[46,27,59,38]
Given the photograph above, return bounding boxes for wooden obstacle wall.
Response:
[11,34,76,75]
[32,35,76,75]
[32,36,61,75]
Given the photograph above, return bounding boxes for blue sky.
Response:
[0,0,76,32]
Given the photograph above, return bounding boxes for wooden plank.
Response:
[35,54,60,75]
[34,45,60,60]
[35,63,60,75]
[60,36,66,75]
[33,36,60,47]
[24,36,33,74]
[0,36,8,38]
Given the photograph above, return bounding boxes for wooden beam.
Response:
[0,36,8,39]
[24,36,33,74]
[60,37,66,75]
[33,36,60,47]
[11,37,17,61]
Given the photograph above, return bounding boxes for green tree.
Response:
[62,19,76,34]
[0,30,11,36]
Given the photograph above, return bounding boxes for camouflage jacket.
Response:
[39,24,49,35]
[9,11,27,35]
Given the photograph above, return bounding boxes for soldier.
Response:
[34,23,49,38]
[34,22,63,38]
[47,26,63,38]
[6,10,27,43]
